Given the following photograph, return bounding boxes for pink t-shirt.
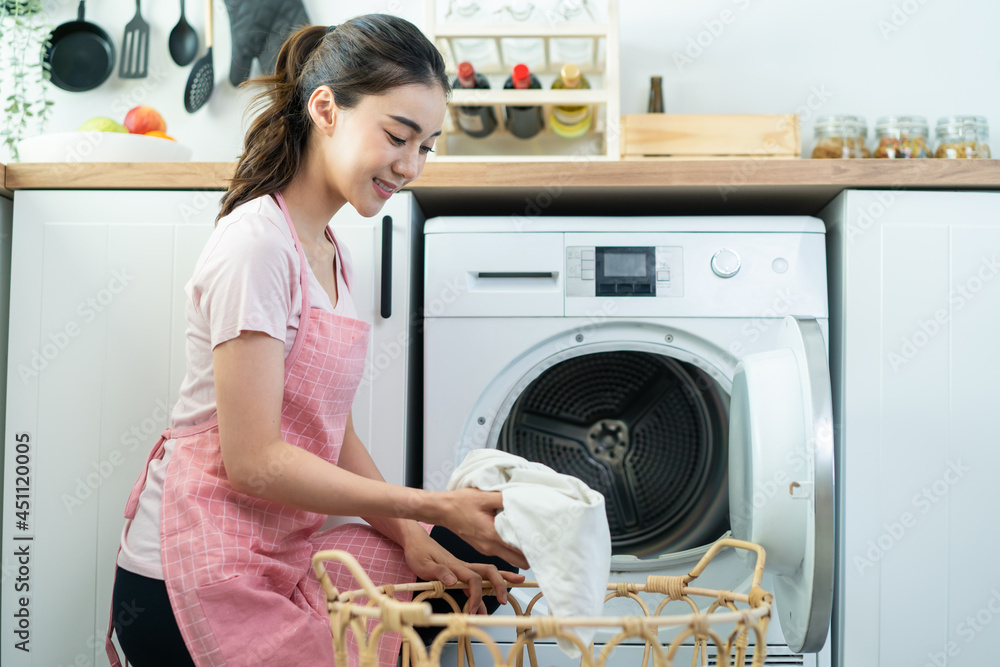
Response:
[118,194,359,579]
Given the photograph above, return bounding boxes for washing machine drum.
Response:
[498,351,731,558]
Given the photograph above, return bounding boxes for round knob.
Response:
[711,249,741,278]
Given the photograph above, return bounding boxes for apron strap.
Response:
[105,546,128,667]
[108,428,172,664]
[124,429,170,520]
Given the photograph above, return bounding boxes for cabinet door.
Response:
[1,190,216,667]
[333,193,422,488]
[824,191,1000,667]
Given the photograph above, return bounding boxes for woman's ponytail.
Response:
[217,15,448,223]
[217,25,326,223]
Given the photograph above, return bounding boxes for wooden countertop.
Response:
[0,164,12,199]
[5,159,1000,215]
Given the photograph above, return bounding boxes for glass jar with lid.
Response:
[872,115,930,158]
[811,115,869,158]
[935,116,991,158]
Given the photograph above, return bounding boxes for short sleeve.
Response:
[190,212,298,350]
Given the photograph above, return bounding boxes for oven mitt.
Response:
[223,0,311,86]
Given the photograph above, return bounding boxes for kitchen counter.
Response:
[5,159,1000,216]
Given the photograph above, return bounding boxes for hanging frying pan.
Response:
[44,1,115,92]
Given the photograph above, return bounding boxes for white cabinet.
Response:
[331,194,424,489]
[823,191,1000,667]
[0,190,421,666]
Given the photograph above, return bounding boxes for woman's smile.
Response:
[373,176,398,199]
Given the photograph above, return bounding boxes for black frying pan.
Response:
[44,1,115,92]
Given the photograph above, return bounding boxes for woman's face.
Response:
[318,82,448,218]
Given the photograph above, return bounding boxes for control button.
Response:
[582,259,595,271]
[634,284,651,294]
[772,257,789,274]
[581,269,595,280]
[567,248,582,259]
[657,270,671,282]
[616,284,633,294]
[568,263,582,278]
[582,249,595,260]
[711,249,741,278]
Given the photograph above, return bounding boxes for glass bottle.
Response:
[503,63,544,139]
[550,63,591,139]
[498,0,546,69]
[548,0,594,68]
[447,0,502,75]
[872,116,929,158]
[934,116,991,159]
[811,115,869,159]
[452,61,497,138]
[648,76,664,113]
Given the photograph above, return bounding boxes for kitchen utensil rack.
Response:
[313,537,773,667]
[423,0,620,161]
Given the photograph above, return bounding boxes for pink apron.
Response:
[107,192,414,666]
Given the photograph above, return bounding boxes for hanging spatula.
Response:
[119,0,149,78]
[184,0,214,112]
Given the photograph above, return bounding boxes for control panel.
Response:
[566,245,683,298]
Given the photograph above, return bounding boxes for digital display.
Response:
[604,252,646,277]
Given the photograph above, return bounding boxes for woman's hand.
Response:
[433,489,529,570]
[401,527,525,615]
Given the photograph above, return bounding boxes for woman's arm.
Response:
[213,330,528,570]
[338,413,526,610]
[335,412,417,544]
[215,330,428,519]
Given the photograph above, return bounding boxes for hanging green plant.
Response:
[1,0,55,162]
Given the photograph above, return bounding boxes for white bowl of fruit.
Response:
[16,105,193,162]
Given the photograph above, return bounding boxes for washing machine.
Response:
[422,216,834,666]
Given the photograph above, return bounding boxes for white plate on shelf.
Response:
[16,131,193,162]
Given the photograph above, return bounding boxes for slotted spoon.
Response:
[184,0,214,112]
[119,0,149,79]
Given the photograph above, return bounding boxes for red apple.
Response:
[124,105,166,135]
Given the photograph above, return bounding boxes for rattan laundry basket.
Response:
[312,537,773,667]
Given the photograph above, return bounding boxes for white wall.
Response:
[10,0,998,161]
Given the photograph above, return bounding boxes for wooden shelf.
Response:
[0,164,11,199]
[6,159,1000,217]
[7,159,1000,189]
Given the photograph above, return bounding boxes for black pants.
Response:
[112,526,518,665]
[111,566,196,667]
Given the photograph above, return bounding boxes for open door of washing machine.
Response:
[728,316,834,654]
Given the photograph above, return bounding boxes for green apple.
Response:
[77,117,129,133]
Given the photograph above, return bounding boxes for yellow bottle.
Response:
[550,63,591,139]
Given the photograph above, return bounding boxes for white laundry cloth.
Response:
[446,449,612,656]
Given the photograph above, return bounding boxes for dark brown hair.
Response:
[217,14,450,222]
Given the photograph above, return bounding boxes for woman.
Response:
[107,15,526,667]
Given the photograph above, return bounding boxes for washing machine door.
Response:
[728,316,834,654]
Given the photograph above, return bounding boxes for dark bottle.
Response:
[648,75,664,113]
[452,61,497,138]
[503,63,543,139]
